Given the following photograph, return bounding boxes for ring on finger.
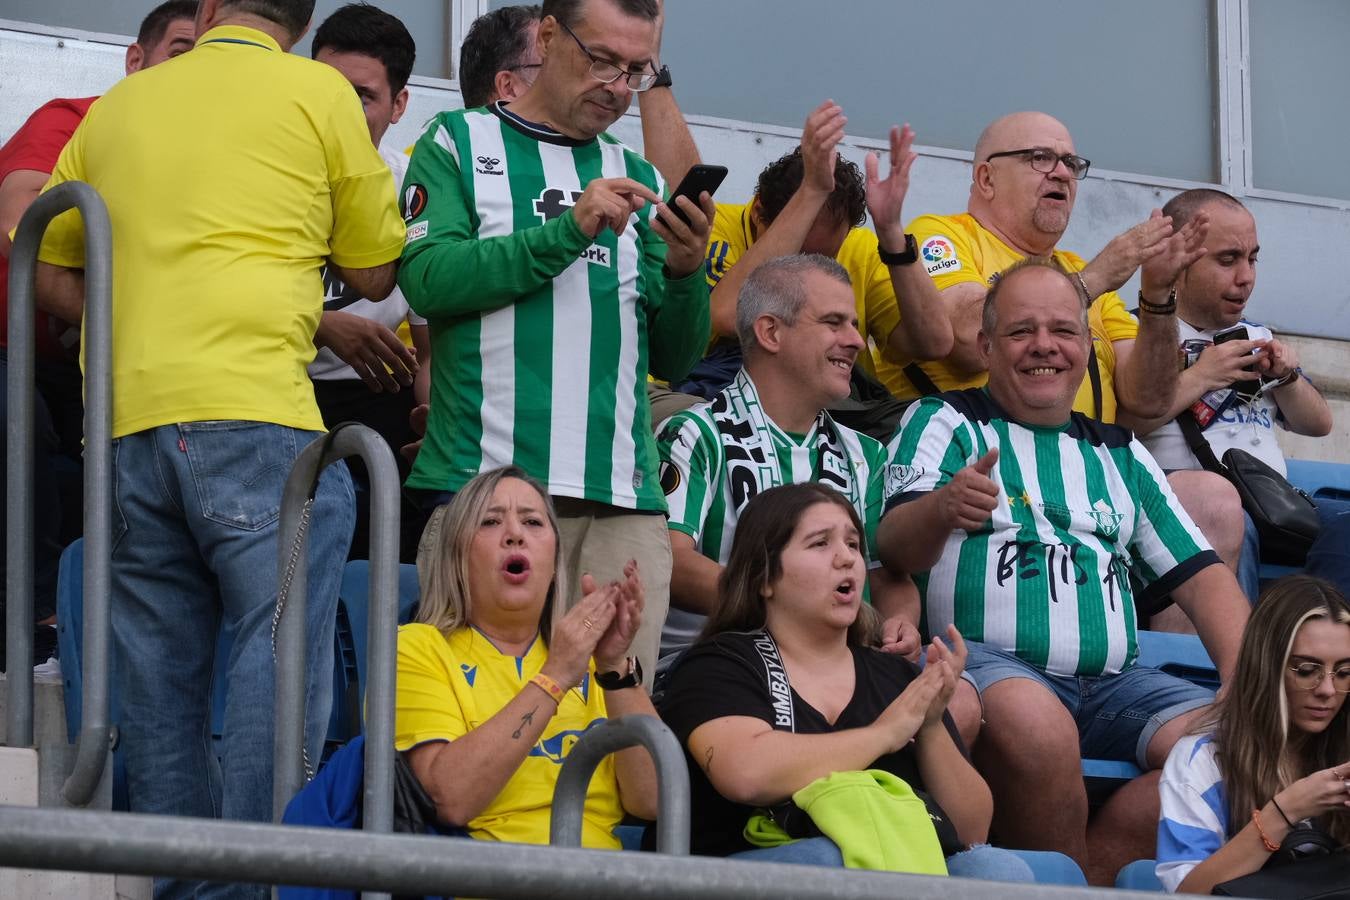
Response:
[583,619,594,630]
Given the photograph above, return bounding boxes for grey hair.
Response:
[981,256,1090,337]
[736,254,853,352]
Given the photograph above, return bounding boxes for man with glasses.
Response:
[400,0,714,679]
[893,111,1251,630]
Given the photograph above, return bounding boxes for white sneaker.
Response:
[33,656,62,682]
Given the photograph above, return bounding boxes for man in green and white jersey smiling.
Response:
[656,254,920,670]
[878,258,1251,884]
[398,0,714,676]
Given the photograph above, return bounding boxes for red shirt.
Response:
[0,96,98,357]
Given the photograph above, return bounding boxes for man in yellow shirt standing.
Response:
[33,1,404,895]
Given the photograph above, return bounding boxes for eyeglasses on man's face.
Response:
[984,147,1091,181]
[558,20,657,92]
[1287,661,1350,693]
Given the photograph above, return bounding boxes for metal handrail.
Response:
[5,182,114,807]
[271,425,400,841]
[550,715,690,855]
[0,805,1141,899]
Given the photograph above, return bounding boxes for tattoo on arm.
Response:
[512,707,538,740]
[701,746,714,776]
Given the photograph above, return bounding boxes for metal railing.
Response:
[551,715,690,855]
[0,805,1150,899]
[272,426,401,832]
[5,182,114,807]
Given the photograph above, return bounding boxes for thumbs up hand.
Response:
[938,448,1001,532]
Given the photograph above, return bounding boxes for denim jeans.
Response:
[110,423,354,900]
[1308,498,1350,597]
[729,837,1036,882]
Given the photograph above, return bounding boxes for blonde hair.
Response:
[415,466,569,641]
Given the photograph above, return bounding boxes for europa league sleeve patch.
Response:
[401,183,428,222]
[659,461,681,496]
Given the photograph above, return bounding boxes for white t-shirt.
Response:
[308,145,425,382]
[1140,319,1288,476]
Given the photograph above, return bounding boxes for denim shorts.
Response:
[961,640,1213,768]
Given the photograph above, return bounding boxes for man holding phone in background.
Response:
[648,100,953,427]
[1125,189,1335,599]
[399,0,714,678]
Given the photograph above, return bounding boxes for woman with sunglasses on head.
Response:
[1156,575,1350,893]
[657,482,1033,881]
[394,466,659,847]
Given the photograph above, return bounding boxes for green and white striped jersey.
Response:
[656,370,889,654]
[398,104,710,510]
[885,389,1218,677]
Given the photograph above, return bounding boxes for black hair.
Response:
[136,0,197,47]
[219,0,316,41]
[541,0,658,30]
[312,2,416,95]
[1162,188,1246,231]
[755,147,867,229]
[459,5,541,109]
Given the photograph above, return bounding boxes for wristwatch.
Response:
[596,656,644,691]
[651,65,672,89]
[878,233,919,266]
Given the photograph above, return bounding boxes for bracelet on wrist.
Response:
[1252,808,1280,852]
[1270,795,1296,828]
[1074,271,1092,302]
[529,672,565,705]
[1268,366,1302,389]
[1137,287,1177,315]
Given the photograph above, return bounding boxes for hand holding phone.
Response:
[1211,324,1261,394]
[666,164,727,227]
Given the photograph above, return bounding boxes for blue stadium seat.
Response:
[1286,458,1350,503]
[1116,858,1164,891]
[331,560,421,738]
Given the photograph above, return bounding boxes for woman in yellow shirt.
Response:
[395,466,660,847]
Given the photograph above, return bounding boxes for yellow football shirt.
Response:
[395,623,624,848]
[38,25,405,438]
[887,212,1137,421]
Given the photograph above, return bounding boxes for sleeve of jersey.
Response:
[644,211,712,384]
[656,412,717,543]
[1095,290,1139,342]
[0,101,87,179]
[883,398,976,513]
[703,205,742,289]
[34,122,89,270]
[397,118,594,318]
[1155,738,1227,893]
[323,90,405,270]
[657,639,776,745]
[906,214,984,291]
[393,626,470,751]
[1123,440,1220,596]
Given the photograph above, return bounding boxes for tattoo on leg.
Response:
[513,707,538,740]
[701,746,714,775]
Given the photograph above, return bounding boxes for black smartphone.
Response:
[1212,324,1261,394]
[666,164,728,227]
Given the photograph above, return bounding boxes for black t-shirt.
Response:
[657,630,963,857]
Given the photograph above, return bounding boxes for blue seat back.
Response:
[332,560,421,737]
[1286,458,1350,503]
[1116,858,1164,891]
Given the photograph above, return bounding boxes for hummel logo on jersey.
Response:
[533,187,583,223]
[475,155,503,175]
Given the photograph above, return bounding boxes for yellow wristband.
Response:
[529,673,564,705]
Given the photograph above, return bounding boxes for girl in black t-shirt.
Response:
[659,483,1032,881]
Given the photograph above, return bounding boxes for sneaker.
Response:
[33,656,62,682]
[32,624,59,668]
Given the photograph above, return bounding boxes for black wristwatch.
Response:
[596,656,643,691]
[878,233,919,266]
[651,65,672,89]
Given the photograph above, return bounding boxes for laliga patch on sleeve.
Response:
[885,464,924,498]
[405,221,429,244]
[920,235,961,275]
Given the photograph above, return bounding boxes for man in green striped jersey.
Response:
[399,0,715,677]
[878,258,1251,883]
[656,255,920,669]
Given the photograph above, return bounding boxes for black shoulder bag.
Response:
[1175,411,1320,567]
